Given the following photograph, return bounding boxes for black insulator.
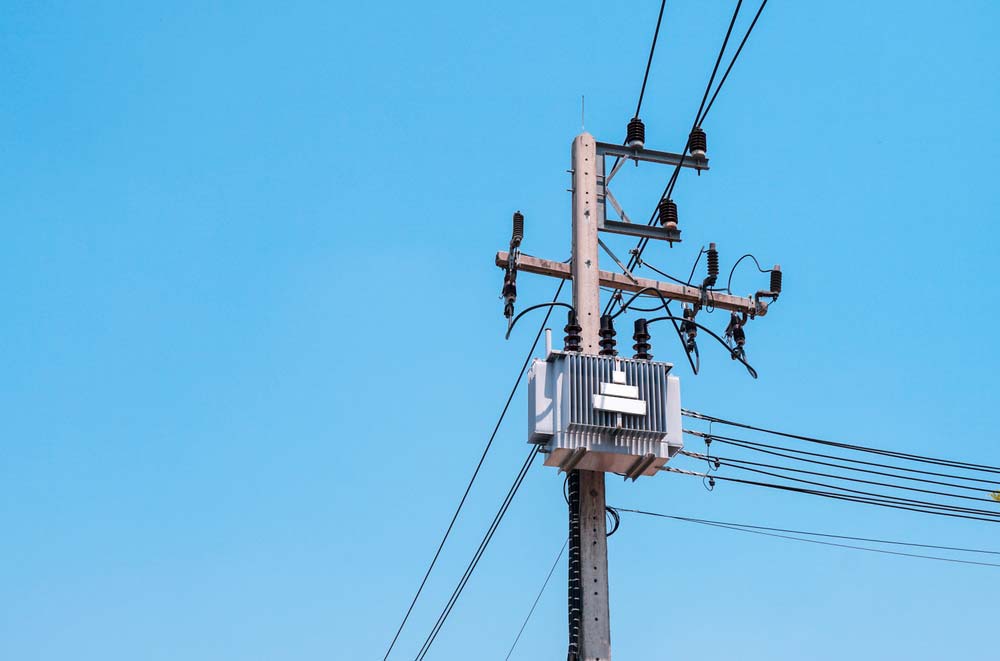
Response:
[688,126,707,157]
[598,314,617,356]
[657,198,678,229]
[705,242,719,287]
[770,266,782,294]
[511,211,524,249]
[564,309,583,352]
[632,318,652,360]
[626,117,645,149]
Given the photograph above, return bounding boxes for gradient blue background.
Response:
[3,2,999,659]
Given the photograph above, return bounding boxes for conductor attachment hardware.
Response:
[725,311,748,361]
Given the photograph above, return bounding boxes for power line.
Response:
[688,430,1000,486]
[708,461,1000,518]
[635,0,668,118]
[605,0,769,316]
[661,466,1000,523]
[689,432,998,492]
[414,446,541,660]
[382,281,564,660]
[699,0,769,122]
[505,539,567,661]
[684,450,998,504]
[684,409,1000,475]
[616,508,1000,568]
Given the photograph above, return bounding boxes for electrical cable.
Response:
[661,467,1000,524]
[504,538,568,661]
[605,0,769,316]
[646,314,757,378]
[414,446,541,660]
[505,301,576,340]
[704,462,1000,518]
[635,0,668,118]
[686,451,998,504]
[700,0,769,121]
[614,508,1000,555]
[616,508,1000,568]
[382,281,564,660]
[723,253,771,294]
[690,432,1000,492]
[605,287,698,374]
[683,409,1000,475]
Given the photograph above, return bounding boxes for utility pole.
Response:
[498,126,780,661]
[570,133,611,660]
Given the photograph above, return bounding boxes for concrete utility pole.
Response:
[498,128,776,661]
[570,133,611,660]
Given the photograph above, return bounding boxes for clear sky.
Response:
[3,1,999,660]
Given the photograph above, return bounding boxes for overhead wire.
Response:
[681,450,999,504]
[683,409,1000,475]
[414,446,541,660]
[382,281,564,660]
[687,431,1000,492]
[607,0,767,316]
[635,0,669,118]
[661,466,1000,524]
[616,508,1000,568]
[504,539,568,661]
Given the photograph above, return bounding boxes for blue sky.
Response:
[2,1,999,659]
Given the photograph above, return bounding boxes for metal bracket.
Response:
[601,220,681,242]
[595,142,709,170]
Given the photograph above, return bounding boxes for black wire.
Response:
[668,470,1000,524]
[615,508,1000,556]
[606,0,766,315]
[696,433,999,492]
[700,0,769,122]
[382,281,564,660]
[713,462,1000,519]
[724,253,771,294]
[683,409,1000,475]
[611,288,699,375]
[708,454,997,504]
[617,508,1000,568]
[606,506,621,537]
[634,260,696,288]
[506,301,576,340]
[414,446,541,660]
[646,314,757,378]
[705,432,1000,485]
[635,0,668,118]
[686,247,705,286]
[504,538,568,661]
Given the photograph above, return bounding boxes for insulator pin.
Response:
[770,266,782,295]
[632,318,651,360]
[626,117,645,149]
[598,314,617,356]
[657,198,678,230]
[511,211,524,249]
[564,310,583,352]
[688,126,707,158]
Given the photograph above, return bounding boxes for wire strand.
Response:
[505,539,567,660]
[617,508,1000,568]
[414,447,541,660]
[683,409,1000,475]
[382,281,564,660]
[635,0,668,118]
